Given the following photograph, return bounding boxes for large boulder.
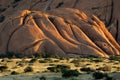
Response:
[0,0,120,57]
[1,0,119,44]
[0,8,119,57]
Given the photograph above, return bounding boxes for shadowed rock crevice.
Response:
[106,0,113,27]
[72,0,79,8]
[0,15,5,23]
[116,20,119,42]
[56,2,64,8]
[0,8,6,13]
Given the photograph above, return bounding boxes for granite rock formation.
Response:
[0,0,120,57]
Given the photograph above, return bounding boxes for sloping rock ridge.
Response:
[0,0,120,57]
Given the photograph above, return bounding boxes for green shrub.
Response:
[39,76,46,80]
[35,52,51,58]
[47,67,56,72]
[80,67,95,73]
[39,58,53,63]
[74,63,81,67]
[90,58,103,62]
[106,76,114,80]
[70,78,77,80]
[0,65,8,72]
[70,59,80,67]
[11,71,19,75]
[24,66,33,72]
[5,52,23,58]
[29,58,37,63]
[109,55,120,61]
[47,64,70,72]
[70,59,80,63]
[56,65,70,72]
[93,72,113,80]
[49,64,55,66]
[93,72,107,79]
[62,70,80,78]
[53,59,60,62]
[39,60,48,63]
[96,65,111,71]
[17,63,24,67]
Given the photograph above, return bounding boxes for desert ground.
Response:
[0,56,120,80]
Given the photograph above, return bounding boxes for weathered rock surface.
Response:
[0,0,120,57]
[1,0,120,44]
[0,8,120,57]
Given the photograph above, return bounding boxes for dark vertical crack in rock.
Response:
[0,15,5,23]
[107,0,113,27]
[104,0,109,26]
[116,20,119,41]
[72,0,79,8]
[44,0,53,11]
[69,25,79,42]
[56,2,64,8]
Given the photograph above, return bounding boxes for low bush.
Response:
[39,76,46,80]
[39,58,53,63]
[47,64,70,72]
[29,58,37,63]
[11,71,19,75]
[34,52,51,58]
[96,65,111,71]
[93,72,107,79]
[24,66,33,72]
[62,70,80,78]
[90,58,103,62]
[106,76,114,80]
[93,72,113,80]
[80,67,95,73]
[0,65,8,72]
[109,55,120,61]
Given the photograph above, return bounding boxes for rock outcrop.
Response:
[0,0,120,57]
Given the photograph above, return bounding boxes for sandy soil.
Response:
[0,57,120,80]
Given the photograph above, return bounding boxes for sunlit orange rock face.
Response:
[0,0,120,57]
